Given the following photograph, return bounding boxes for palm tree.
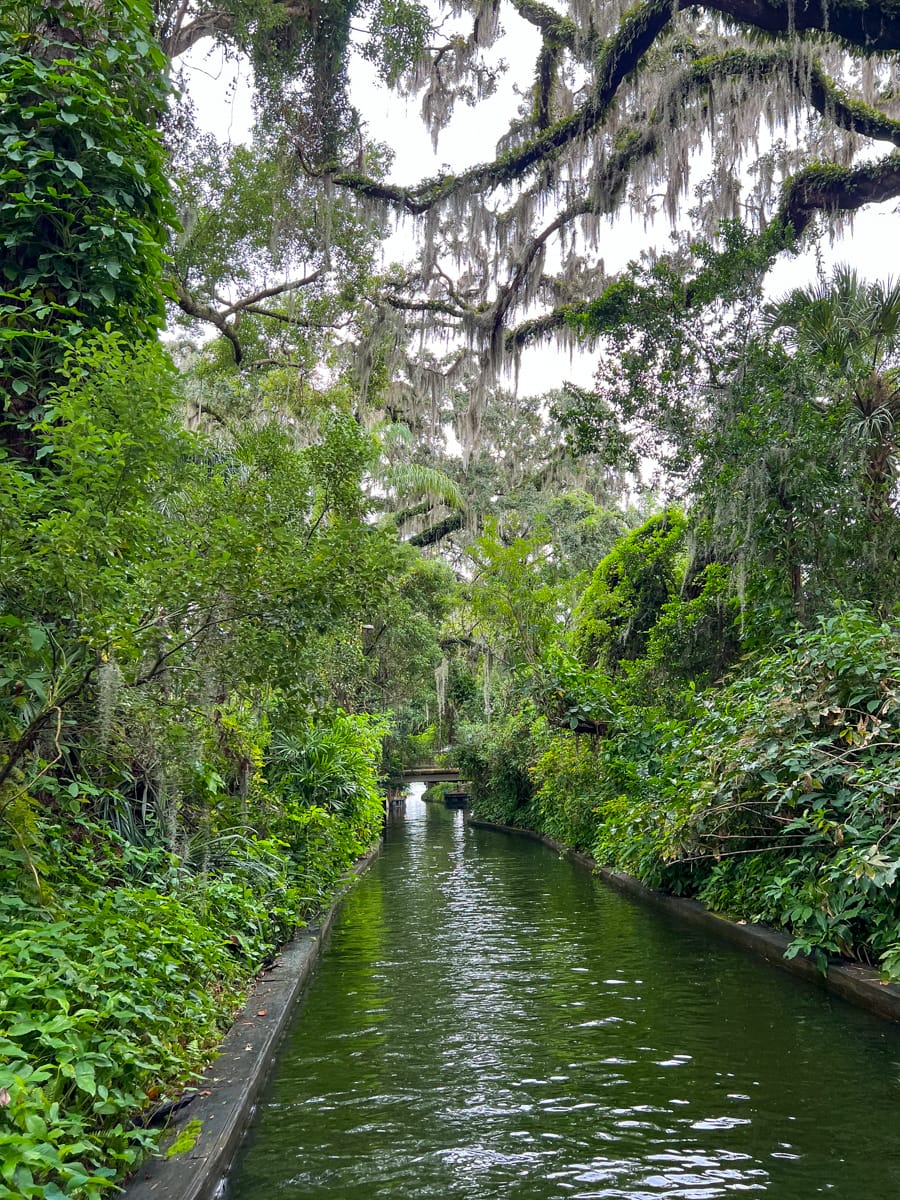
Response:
[768,267,900,525]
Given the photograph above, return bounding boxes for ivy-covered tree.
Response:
[573,508,687,672]
[0,0,174,447]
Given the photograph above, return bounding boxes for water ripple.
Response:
[228,794,900,1199]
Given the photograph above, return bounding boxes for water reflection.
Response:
[227,788,900,1199]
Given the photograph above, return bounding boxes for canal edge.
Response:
[467,817,900,1023]
[122,843,382,1200]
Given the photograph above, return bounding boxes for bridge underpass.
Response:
[384,766,470,811]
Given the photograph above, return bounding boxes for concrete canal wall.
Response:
[122,845,381,1200]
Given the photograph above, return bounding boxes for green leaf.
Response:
[62,160,83,179]
[26,625,47,652]
[23,674,47,702]
[73,1061,96,1096]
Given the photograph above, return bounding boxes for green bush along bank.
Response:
[0,708,385,1200]
[456,507,900,982]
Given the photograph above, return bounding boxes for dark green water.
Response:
[227,791,900,1199]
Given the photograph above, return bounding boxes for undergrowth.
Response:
[0,788,380,1199]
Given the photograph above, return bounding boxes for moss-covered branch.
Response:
[407,512,466,547]
[508,0,579,48]
[779,153,900,236]
[409,44,900,348]
[332,0,900,215]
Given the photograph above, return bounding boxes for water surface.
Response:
[227,790,900,1198]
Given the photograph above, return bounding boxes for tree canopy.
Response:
[312,0,900,411]
[145,0,900,449]
[5,6,900,1195]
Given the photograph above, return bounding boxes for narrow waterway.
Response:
[227,791,900,1198]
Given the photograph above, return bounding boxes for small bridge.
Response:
[384,765,470,814]
[397,765,461,783]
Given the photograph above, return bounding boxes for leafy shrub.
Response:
[572,508,686,671]
[590,607,900,972]
[453,709,543,826]
[0,0,174,426]
[0,831,267,1199]
[531,731,600,850]
[0,704,387,1199]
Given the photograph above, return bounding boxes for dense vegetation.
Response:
[455,269,900,978]
[0,3,451,1196]
[4,0,900,1195]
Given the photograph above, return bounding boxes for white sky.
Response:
[180,16,900,396]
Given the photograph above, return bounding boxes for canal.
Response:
[227,789,900,1198]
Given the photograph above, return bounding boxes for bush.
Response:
[531,731,600,850]
[453,709,543,827]
[0,708,388,1197]
[589,606,900,973]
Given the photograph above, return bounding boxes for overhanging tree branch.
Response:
[330,0,900,216]
[386,44,900,351]
[779,154,900,237]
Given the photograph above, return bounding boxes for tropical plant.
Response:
[767,266,900,530]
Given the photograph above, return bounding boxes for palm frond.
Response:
[381,463,464,510]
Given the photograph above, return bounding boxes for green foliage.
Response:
[664,608,900,972]
[169,133,386,367]
[247,0,431,162]
[573,508,687,671]
[165,1119,202,1158]
[0,703,389,1196]
[530,730,600,850]
[467,518,578,669]
[528,644,617,732]
[0,0,174,429]
[635,561,741,694]
[453,709,543,827]
[766,265,900,538]
[0,319,450,1190]
[568,608,900,975]
[0,820,292,1199]
[421,779,449,802]
[358,0,433,86]
[268,713,386,824]
[0,5,469,1192]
